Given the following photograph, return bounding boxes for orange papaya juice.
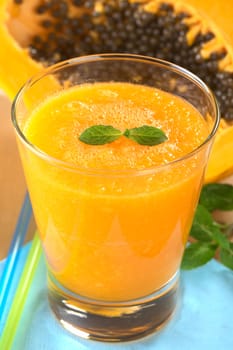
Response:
[19,82,209,301]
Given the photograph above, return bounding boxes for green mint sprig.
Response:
[79,125,167,146]
[182,183,233,270]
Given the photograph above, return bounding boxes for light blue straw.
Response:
[0,193,32,319]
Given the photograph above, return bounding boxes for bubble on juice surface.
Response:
[99,89,119,98]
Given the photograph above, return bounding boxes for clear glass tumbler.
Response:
[12,54,219,342]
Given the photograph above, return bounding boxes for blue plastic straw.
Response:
[0,234,42,350]
[0,192,32,316]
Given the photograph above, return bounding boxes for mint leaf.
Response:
[199,183,233,211]
[79,125,122,145]
[211,228,230,250]
[124,125,167,146]
[184,183,233,271]
[181,242,217,270]
[190,205,230,249]
[219,243,233,270]
[190,205,216,242]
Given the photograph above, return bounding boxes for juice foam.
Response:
[24,82,209,170]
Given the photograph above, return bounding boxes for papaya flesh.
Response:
[0,0,233,183]
[185,0,233,48]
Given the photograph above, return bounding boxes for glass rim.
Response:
[12,53,220,177]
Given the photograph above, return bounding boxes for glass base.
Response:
[48,273,179,342]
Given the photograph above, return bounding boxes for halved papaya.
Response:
[0,0,233,182]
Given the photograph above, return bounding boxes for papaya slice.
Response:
[0,0,233,182]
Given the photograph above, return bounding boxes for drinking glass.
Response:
[12,54,219,342]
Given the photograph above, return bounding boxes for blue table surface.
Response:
[1,243,233,350]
